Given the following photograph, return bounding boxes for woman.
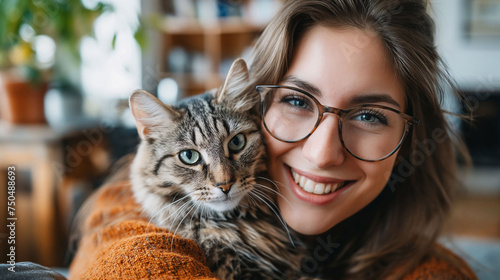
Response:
[68,0,476,279]
[247,0,474,278]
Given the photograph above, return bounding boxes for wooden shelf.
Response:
[160,16,265,97]
[160,17,266,35]
[169,73,222,94]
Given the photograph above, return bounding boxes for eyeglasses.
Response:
[256,85,419,162]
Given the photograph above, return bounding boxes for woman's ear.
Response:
[129,90,180,139]
[215,58,257,111]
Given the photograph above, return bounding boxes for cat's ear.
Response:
[129,90,180,139]
[216,58,256,111]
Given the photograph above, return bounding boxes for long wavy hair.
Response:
[248,0,470,279]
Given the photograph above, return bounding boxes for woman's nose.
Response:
[302,115,345,168]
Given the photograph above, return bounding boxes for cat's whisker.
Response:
[252,197,296,250]
[251,188,278,208]
[144,199,193,251]
[250,190,296,248]
[249,196,259,207]
[170,203,198,251]
[189,202,202,229]
[254,182,293,209]
[171,192,181,203]
[148,194,189,224]
[159,199,192,228]
[252,190,295,244]
[256,176,288,192]
[167,202,193,250]
[146,203,176,235]
[239,197,256,208]
[149,195,191,230]
[253,176,284,196]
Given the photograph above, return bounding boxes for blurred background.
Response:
[0,0,498,278]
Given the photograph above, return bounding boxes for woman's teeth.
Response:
[291,169,348,195]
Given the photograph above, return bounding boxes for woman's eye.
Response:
[228,134,246,153]
[283,97,311,110]
[179,150,201,165]
[352,110,388,125]
[290,98,308,108]
[359,113,377,122]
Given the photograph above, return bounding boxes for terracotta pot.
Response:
[0,73,48,124]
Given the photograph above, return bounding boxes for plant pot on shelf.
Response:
[0,72,48,124]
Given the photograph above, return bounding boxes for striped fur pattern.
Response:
[129,59,317,279]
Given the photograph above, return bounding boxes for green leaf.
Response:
[111,33,117,50]
[0,0,143,83]
[134,27,147,51]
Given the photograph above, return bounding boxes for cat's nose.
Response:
[215,182,234,195]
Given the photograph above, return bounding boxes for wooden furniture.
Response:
[447,194,500,239]
[0,121,97,267]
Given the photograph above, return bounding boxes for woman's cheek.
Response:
[360,154,398,189]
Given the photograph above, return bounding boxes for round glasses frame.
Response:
[256,85,420,162]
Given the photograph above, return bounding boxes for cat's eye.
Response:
[228,134,246,153]
[179,150,201,165]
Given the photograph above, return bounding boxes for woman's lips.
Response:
[285,165,354,205]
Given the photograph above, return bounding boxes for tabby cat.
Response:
[129,59,317,279]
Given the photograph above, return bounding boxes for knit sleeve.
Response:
[401,244,478,280]
[68,181,217,280]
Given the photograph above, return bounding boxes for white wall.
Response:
[433,0,500,91]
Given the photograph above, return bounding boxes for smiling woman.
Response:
[247,0,476,279]
[259,26,410,235]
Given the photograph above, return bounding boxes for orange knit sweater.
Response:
[68,181,477,280]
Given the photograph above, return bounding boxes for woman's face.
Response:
[264,26,406,235]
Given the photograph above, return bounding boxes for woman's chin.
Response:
[287,216,335,236]
[278,197,338,235]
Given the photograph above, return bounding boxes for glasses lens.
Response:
[342,107,406,160]
[261,87,319,142]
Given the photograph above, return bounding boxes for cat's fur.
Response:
[129,59,316,279]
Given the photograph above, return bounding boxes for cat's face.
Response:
[130,59,264,214]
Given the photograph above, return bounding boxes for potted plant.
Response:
[0,0,111,124]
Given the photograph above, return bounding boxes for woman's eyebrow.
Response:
[350,94,401,109]
[282,75,322,97]
[282,75,401,109]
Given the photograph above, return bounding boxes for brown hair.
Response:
[249,0,470,279]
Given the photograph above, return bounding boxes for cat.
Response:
[129,58,318,280]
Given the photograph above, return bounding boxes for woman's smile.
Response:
[290,167,353,195]
[286,165,357,206]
